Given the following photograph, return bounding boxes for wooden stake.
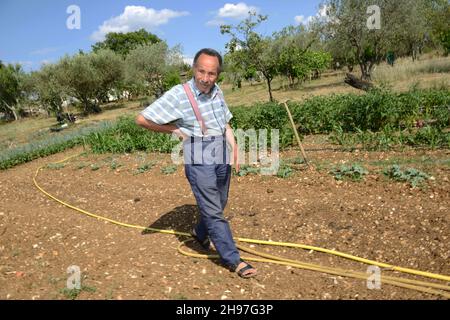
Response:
[281,101,309,166]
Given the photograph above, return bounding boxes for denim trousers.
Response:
[183,135,240,267]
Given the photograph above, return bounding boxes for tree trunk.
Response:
[1,99,19,121]
[344,73,374,91]
[81,97,101,115]
[359,63,372,81]
[266,77,273,102]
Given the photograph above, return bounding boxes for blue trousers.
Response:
[183,136,240,267]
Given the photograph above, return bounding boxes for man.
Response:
[135,48,257,278]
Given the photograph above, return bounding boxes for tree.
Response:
[90,49,125,103]
[221,12,279,101]
[57,50,123,114]
[320,0,431,80]
[125,42,183,98]
[30,63,66,117]
[92,29,162,57]
[223,49,251,90]
[0,62,25,121]
[425,0,450,55]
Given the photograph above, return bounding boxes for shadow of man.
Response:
[141,204,224,268]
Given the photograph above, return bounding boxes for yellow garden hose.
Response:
[33,153,450,298]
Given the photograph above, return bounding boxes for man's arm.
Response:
[135,114,187,140]
[225,123,239,172]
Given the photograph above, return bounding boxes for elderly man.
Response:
[135,48,257,278]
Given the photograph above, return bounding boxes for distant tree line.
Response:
[1,0,449,120]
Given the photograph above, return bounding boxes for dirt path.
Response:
[1,143,449,300]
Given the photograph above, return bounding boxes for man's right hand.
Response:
[173,128,188,141]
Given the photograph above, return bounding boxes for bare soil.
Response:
[0,139,449,300]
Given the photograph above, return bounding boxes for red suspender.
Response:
[182,83,207,135]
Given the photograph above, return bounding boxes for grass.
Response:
[372,55,450,89]
[222,54,450,107]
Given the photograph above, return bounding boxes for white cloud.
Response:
[218,3,258,19]
[294,15,314,25]
[90,6,189,41]
[207,2,259,27]
[294,5,330,26]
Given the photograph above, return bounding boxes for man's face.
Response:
[193,54,220,94]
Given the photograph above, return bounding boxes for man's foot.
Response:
[235,261,257,278]
[190,229,211,250]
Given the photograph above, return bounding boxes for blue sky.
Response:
[0,1,323,72]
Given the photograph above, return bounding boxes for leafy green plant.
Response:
[76,162,87,170]
[234,165,259,176]
[60,285,96,300]
[135,162,155,175]
[330,164,368,181]
[110,159,122,170]
[0,121,111,170]
[276,163,293,178]
[383,165,430,187]
[161,164,177,175]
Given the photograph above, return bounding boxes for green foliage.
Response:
[0,122,108,170]
[60,285,96,300]
[230,102,294,149]
[330,164,368,181]
[276,163,293,178]
[161,164,177,175]
[163,68,182,91]
[125,42,176,98]
[86,116,179,153]
[110,159,122,170]
[221,12,279,101]
[135,162,156,175]
[383,165,430,187]
[57,50,124,114]
[1,88,448,170]
[234,165,260,176]
[0,62,25,120]
[30,63,66,117]
[92,29,162,57]
[321,0,433,79]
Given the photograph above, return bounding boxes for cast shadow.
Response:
[141,204,225,269]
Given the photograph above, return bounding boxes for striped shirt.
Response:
[140,78,232,137]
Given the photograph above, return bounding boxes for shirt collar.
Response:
[189,78,218,98]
